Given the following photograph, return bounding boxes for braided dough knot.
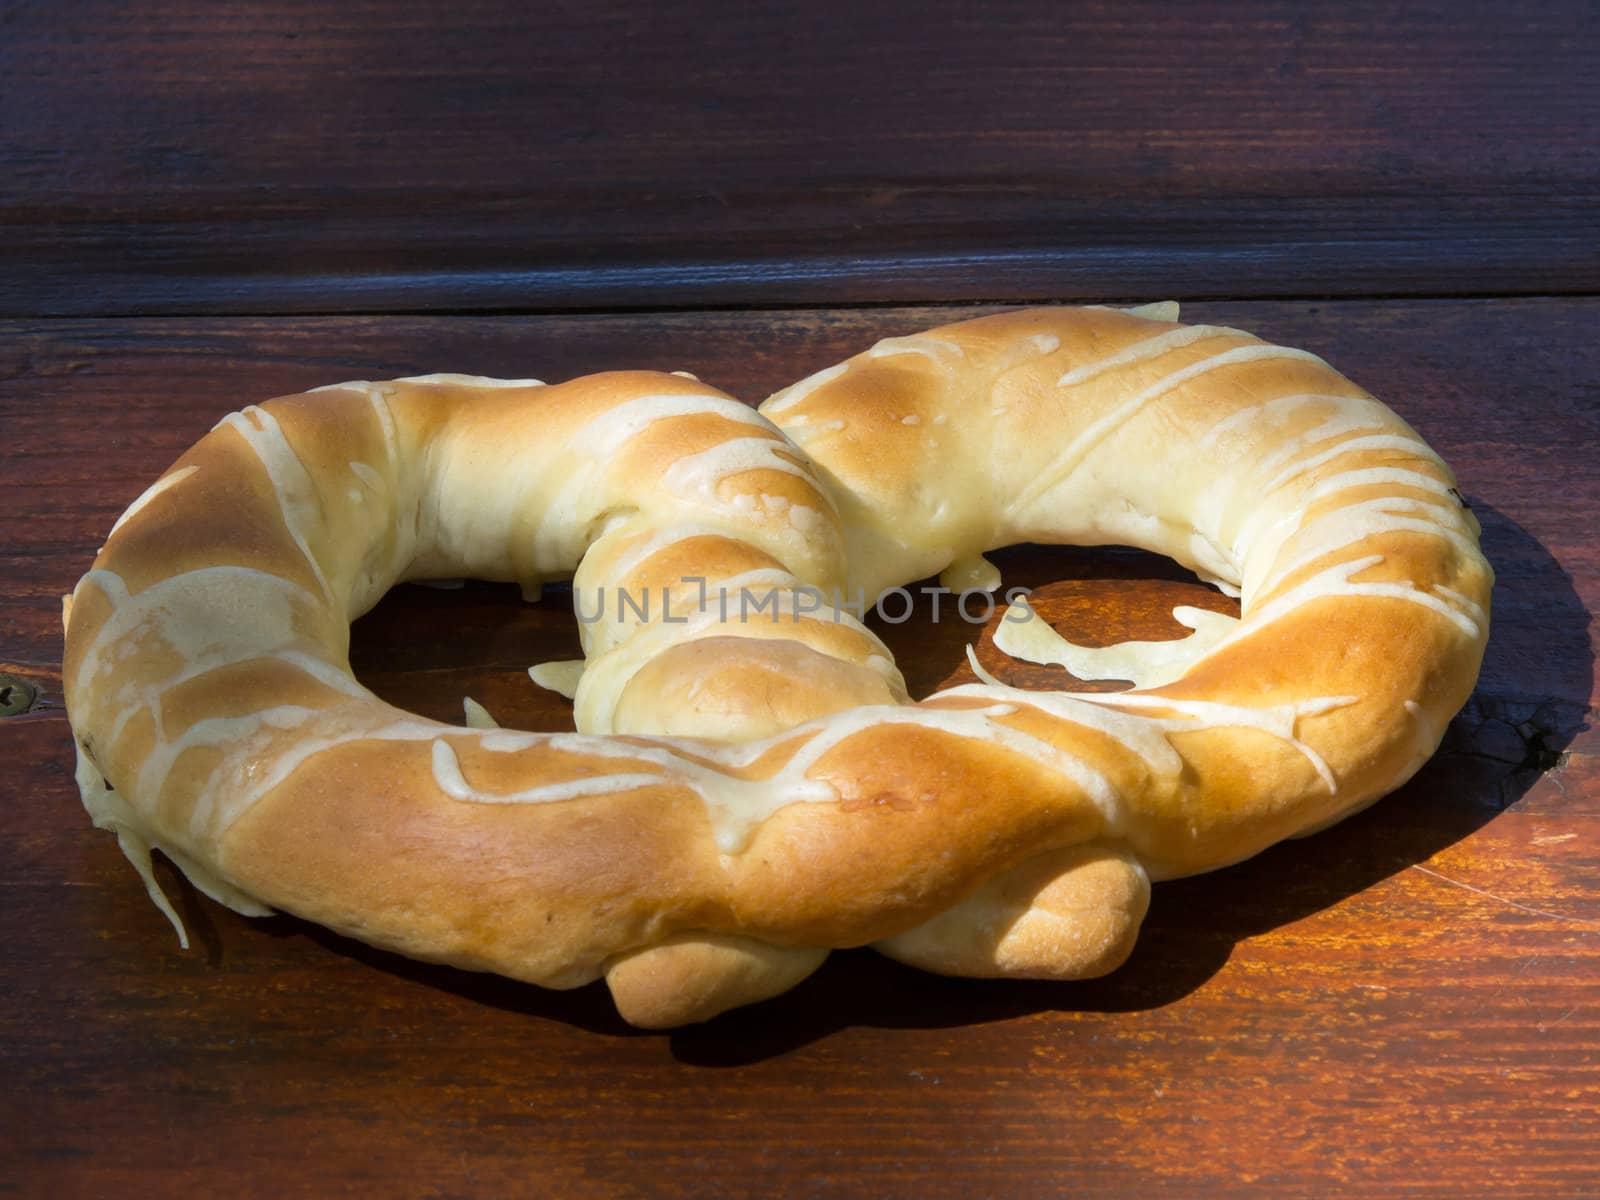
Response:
[63,305,1491,1027]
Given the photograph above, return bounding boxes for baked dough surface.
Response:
[63,305,1491,1026]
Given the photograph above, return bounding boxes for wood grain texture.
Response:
[3,0,1597,314]
[1,300,1596,1197]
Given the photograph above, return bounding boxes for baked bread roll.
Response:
[62,305,1491,1027]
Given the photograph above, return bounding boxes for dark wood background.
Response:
[2,3,1596,1197]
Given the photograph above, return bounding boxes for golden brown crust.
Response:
[604,936,829,1029]
[63,307,1492,1025]
[874,845,1151,979]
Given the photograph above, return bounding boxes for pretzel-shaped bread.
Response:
[63,305,1491,1027]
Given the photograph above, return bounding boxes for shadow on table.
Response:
[204,500,1592,1062]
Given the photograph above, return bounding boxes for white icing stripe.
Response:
[271,650,375,699]
[660,436,815,500]
[1063,690,1353,725]
[865,335,966,362]
[75,738,192,946]
[964,644,1005,689]
[946,685,1186,782]
[70,564,382,837]
[571,394,777,454]
[462,697,499,729]
[949,684,1354,795]
[218,407,335,602]
[365,385,399,467]
[1338,580,1484,638]
[431,740,659,804]
[1402,699,1443,773]
[1054,324,1240,390]
[763,363,847,414]
[109,466,200,537]
[722,702,1120,838]
[1234,463,1461,571]
[72,565,319,706]
[395,373,545,387]
[1117,300,1182,323]
[1082,692,1351,794]
[532,394,786,565]
[1295,465,1455,507]
[1243,554,1482,641]
[349,461,384,492]
[1260,433,1443,496]
[1257,496,1481,597]
[157,841,275,919]
[76,567,130,604]
[191,714,453,836]
[588,522,734,585]
[106,684,158,747]
[1197,394,1381,461]
[1434,585,1488,626]
[461,728,837,852]
[127,648,372,724]
[529,660,585,699]
[1017,344,1327,515]
[1201,574,1242,598]
[148,703,319,822]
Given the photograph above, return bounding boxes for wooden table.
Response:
[3,4,1596,1196]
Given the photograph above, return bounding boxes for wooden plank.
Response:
[4,1,1597,314]
[2,299,1597,1196]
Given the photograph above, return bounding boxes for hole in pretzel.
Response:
[348,578,583,732]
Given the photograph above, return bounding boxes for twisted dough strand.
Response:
[63,306,1491,1026]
